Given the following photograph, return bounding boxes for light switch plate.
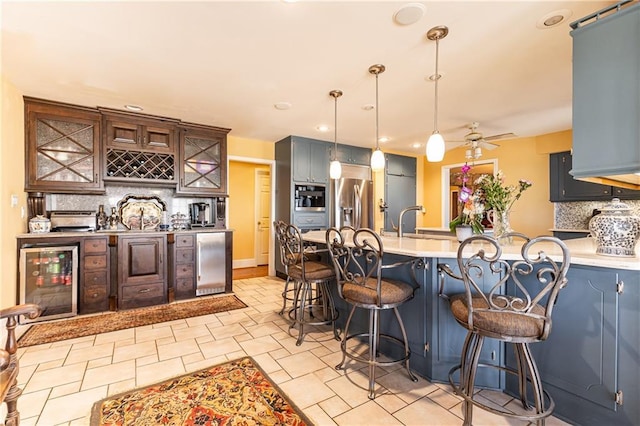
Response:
[11,194,18,207]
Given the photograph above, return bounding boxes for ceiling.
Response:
[1,0,616,156]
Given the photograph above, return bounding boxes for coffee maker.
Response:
[189,202,211,227]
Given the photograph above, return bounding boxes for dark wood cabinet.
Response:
[101,109,179,185]
[550,151,640,201]
[117,235,167,309]
[80,237,110,314]
[177,123,230,196]
[174,233,196,300]
[24,97,103,194]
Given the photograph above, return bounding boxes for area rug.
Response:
[91,356,310,426]
[18,294,247,347]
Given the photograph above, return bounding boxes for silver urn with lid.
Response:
[589,198,640,257]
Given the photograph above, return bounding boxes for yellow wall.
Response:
[1,75,26,309]
[228,161,270,262]
[422,130,573,237]
[228,135,274,160]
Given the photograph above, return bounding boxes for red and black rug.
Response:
[91,357,310,426]
[18,294,247,347]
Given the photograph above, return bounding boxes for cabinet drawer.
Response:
[84,270,108,286]
[176,277,194,293]
[83,284,107,304]
[176,263,194,278]
[294,214,326,227]
[122,282,165,300]
[85,238,107,253]
[84,254,107,270]
[176,234,195,247]
[176,248,194,263]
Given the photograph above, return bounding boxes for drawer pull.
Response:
[93,277,98,282]
[139,288,151,294]
[92,293,98,298]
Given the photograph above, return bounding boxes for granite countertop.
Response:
[304,230,640,271]
[17,228,233,238]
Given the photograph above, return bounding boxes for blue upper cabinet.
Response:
[292,137,329,184]
[386,153,416,177]
[570,2,640,187]
[335,144,371,166]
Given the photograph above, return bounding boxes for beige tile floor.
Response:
[5,276,571,426]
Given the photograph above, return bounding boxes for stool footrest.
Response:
[342,333,410,367]
[448,363,555,422]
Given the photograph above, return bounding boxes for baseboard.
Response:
[233,259,258,269]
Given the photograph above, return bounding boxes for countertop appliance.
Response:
[50,211,96,232]
[189,198,227,229]
[196,232,226,295]
[331,164,373,229]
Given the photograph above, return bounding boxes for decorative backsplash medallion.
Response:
[555,199,640,230]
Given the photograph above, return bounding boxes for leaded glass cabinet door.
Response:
[177,125,230,196]
[25,98,103,193]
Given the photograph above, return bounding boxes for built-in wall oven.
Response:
[19,243,79,323]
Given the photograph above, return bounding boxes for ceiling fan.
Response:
[447,122,516,159]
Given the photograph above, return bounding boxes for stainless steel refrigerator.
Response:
[331,164,373,229]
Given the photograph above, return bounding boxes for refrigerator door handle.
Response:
[354,184,362,229]
[197,240,202,281]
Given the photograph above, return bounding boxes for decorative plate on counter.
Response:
[117,194,167,231]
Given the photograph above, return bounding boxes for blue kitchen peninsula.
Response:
[303,231,640,426]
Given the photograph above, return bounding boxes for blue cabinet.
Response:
[292,138,329,184]
[505,265,639,425]
[570,2,640,186]
[384,154,417,232]
[335,144,371,166]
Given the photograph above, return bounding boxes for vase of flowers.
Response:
[449,163,485,241]
[476,170,532,242]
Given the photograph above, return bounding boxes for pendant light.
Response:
[425,25,449,162]
[369,64,386,172]
[329,90,343,180]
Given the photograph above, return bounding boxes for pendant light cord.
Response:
[334,95,338,160]
[433,37,440,132]
[375,72,380,150]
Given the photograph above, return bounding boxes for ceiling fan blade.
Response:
[484,132,516,142]
[480,140,500,150]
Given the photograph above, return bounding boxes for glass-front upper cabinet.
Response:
[176,124,230,196]
[24,97,104,194]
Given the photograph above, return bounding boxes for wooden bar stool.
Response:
[439,233,570,426]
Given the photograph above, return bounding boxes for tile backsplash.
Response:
[48,186,213,219]
[555,199,640,230]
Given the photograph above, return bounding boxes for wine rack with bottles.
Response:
[105,149,175,182]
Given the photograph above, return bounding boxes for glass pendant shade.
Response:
[370,148,385,172]
[426,132,445,162]
[329,160,342,179]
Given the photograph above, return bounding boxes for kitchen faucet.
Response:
[396,205,425,237]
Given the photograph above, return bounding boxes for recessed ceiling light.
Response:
[536,9,572,29]
[412,142,422,149]
[393,3,426,26]
[124,104,143,111]
[274,102,292,110]
[362,104,375,111]
[378,137,390,143]
[316,124,330,132]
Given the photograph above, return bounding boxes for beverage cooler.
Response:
[19,245,78,323]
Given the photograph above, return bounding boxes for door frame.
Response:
[228,155,276,276]
[254,168,270,266]
[440,159,498,228]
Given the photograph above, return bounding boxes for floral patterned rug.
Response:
[91,357,310,426]
[18,294,247,347]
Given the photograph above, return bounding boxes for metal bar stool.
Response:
[273,220,297,316]
[438,233,570,426]
[326,227,420,400]
[281,223,339,346]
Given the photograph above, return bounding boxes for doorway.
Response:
[440,159,497,228]
[228,156,276,276]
